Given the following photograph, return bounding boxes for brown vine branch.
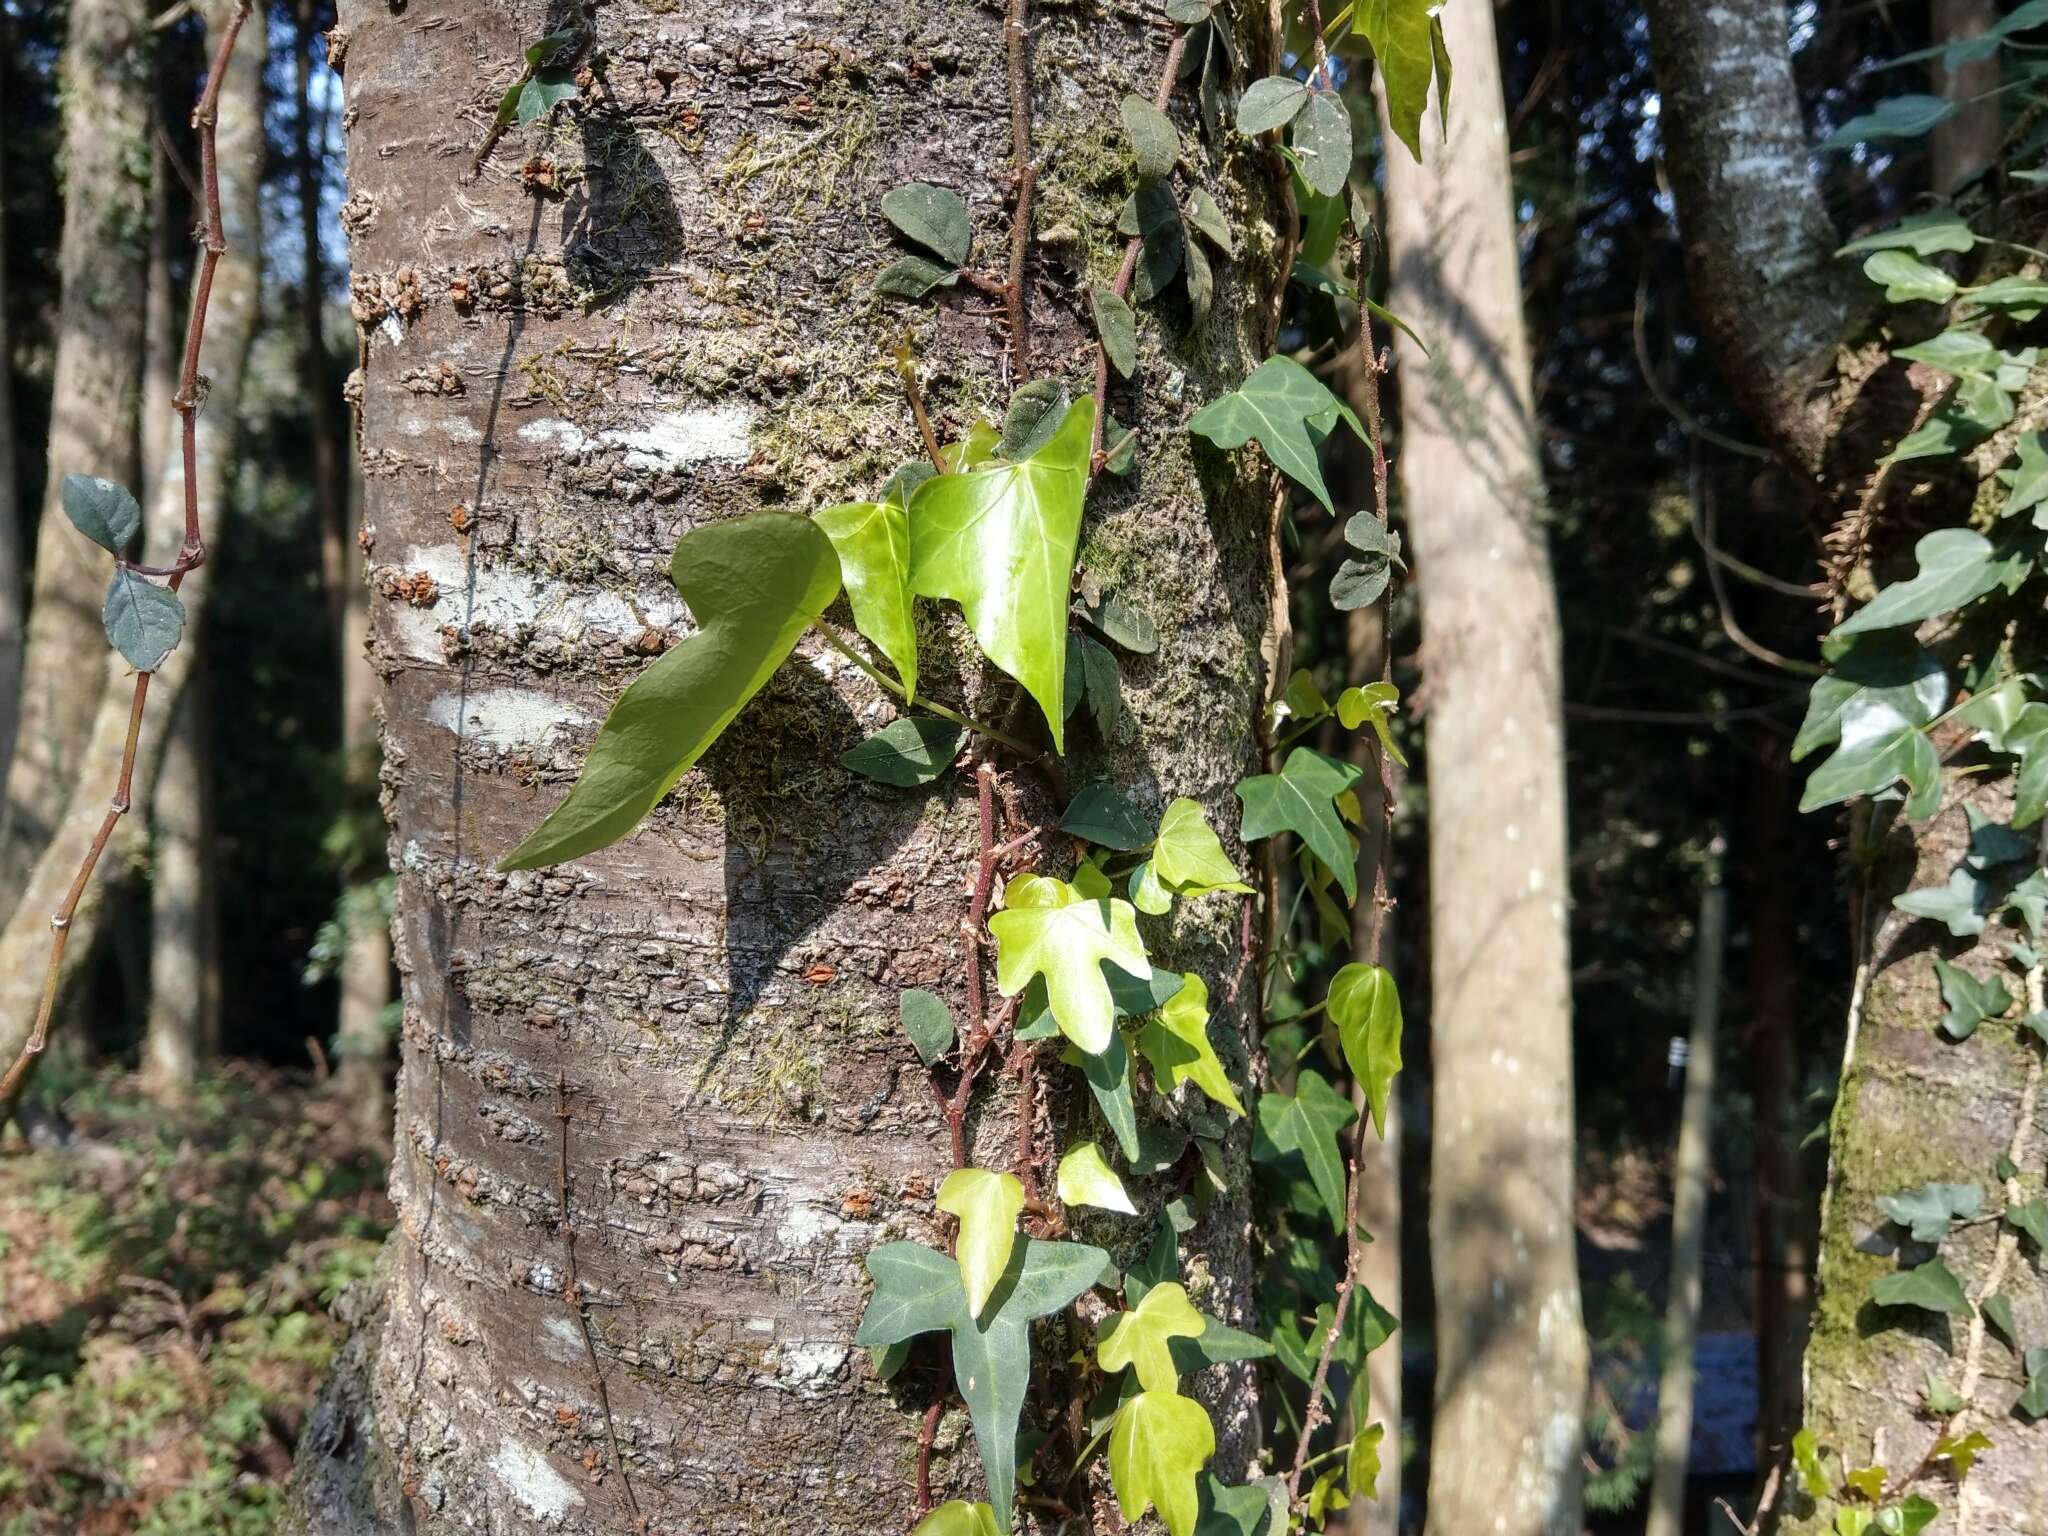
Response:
[0,0,254,1116]
[554,1073,642,1528]
[896,343,947,473]
[1004,0,1035,378]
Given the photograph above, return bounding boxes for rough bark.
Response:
[1379,7,1588,1534]
[1933,0,2001,195]
[1642,0,1857,478]
[0,93,23,786]
[143,128,180,501]
[0,0,153,921]
[295,2,1286,1530]
[0,3,263,1082]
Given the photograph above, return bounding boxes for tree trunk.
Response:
[1379,7,1589,1535]
[294,2,1286,1530]
[0,0,153,923]
[0,70,24,785]
[1933,0,2001,194]
[141,673,222,1093]
[0,1,263,1086]
[142,126,180,501]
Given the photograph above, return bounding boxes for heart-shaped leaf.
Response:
[1108,1390,1215,1536]
[1352,0,1438,159]
[1152,798,1251,896]
[102,568,185,672]
[1329,963,1402,1136]
[1236,75,1309,135]
[882,182,973,266]
[1058,1140,1137,1214]
[1292,91,1353,198]
[1252,1069,1357,1226]
[842,717,963,786]
[1121,95,1180,177]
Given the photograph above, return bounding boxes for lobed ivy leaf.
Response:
[1136,973,1245,1117]
[1791,1429,1831,1498]
[990,873,1151,1054]
[1194,1478,1275,1536]
[524,28,579,66]
[1236,75,1309,135]
[1121,95,1181,178]
[1099,1280,1206,1392]
[1058,1140,1137,1214]
[1876,1181,1981,1242]
[1824,94,1958,150]
[937,1167,1027,1319]
[1794,633,1948,764]
[1999,434,2048,524]
[1152,799,1252,896]
[1188,357,1366,515]
[1933,1429,1992,1478]
[1091,285,1140,378]
[501,514,840,870]
[102,569,185,672]
[1292,90,1353,198]
[908,397,1093,749]
[1237,747,1366,900]
[61,474,141,554]
[1933,956,2010,1040]
[1967,275,2048,321]
[1844,1465,1886,1503]
[1871,1257,1972,1317]
[816,499,918,700]
[1169,1314,1277,1374]
[1108,1390,1216,1536]
[1346,1423,1385,1499]
[1879,1496,1939,1536]
[899,988,956,1066]
[1352,0,1439,160]
[1253,1069,1357,1226]
[1338,681,1410,768]
[841,716,962,787]
[1861,251,1957,305]
[1893,868,1996,938]
[1077,1029,1141,1160]
[1838,211,1978,257]
[1329,963,1402,1137]
[882,182,973,266]
[1797,694,1941,820]
[1060,782,1152,850]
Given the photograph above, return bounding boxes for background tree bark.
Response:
[0,55,24,786]
[0,0,153,921]
[293,1,1286,1529]
[1379,6,1589,1533]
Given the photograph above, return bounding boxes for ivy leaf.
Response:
[899,988,956,1066]
[842,717,963,787]
[1933,1429,1993,1478]
[1092,286,1140,378]
[909,397,1093,749]
[1352,0,1437,160]
[1237,747,1366,900]
[2008,706,2048,828]
[1061,783,1153,851]
[61,474,141,554]
[1933,956,2010,1040]
[1797,694,1942,821]
[1923,1372,1965,1414]
[1329,963,1403,1136]
[1999,433,2048,524]
[1185,237,1214,327]
[1058,1140,1137,1215]
[1346,1422,1384,1499]
[1338,681,1410,769]
[1237,75,1310,135]
[1184,188,1235,256]
[1824,94,1957,149]
[1253,1069,1357,1226]
[1000,380,1070,462]
[1792,1429,1831,1498]
[1077,1030,1141,1160]
[1982,1291,2018,1347]
[1067,634,1126,743]
[1136,973,1246,1117]
[990,873,1151,1054]
[1129,859,1174,916]
[1194,1479,1276,1536]
[938,1167,1027,1318]
[913,1503,1002,1536]
[1121,95,1181,178]
[1292,90,1353,198]
[1083,590,1160,654]
[1861,251,1957,305]
[1170,1314,1278,1373]
[1876,1181,1981,1242]
[2005,1197,2048,1250]
[1331,512,1405,612]
[2020,1348,2048,1418]
[1892,869,1995,938]
[816,500,918,701]
[856,1241,971,1345]
[1871,1257,1973,1317]
[1836,1509,1873,1536]
[1120,183,1186,303]
[1967,275,2048,322]
[102,569,185,672]
[1794,633,1948,764]
[1099,1280,1206,1392]
[1835,530,2009,636]
[882,182,973,266]
[524,27,578,65]
[878,255,961,299]
[1188,357,1364,515]
[1108,1390,1216,1536]
[1153,798,1252,895]
[514,68,578,126]
[1838,211,1978,257]
[1878,1496,1939,1536]
[501,514,840,870]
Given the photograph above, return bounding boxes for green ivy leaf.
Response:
[1346,1422,1384,1499]
[1084,590,1160,654]
[1338,681,1410,769]
[1066,633,1125,743]
[1792,1429,1831,1498]
[1893,869,1996,938]
[1836,1509,1873,1536]
[899,988,956,1066]
[1923,1371,1965,1414]
[1794,633,1948,764]
[1838,211,1978,257]
[2020,1348,2048,1418]
[1872,1257,1973,1317]
[1895,327,1999,376]
[1933,1429,1992,1478]
[1966,275,2048,321]
[1136,973,1246,1117]
[1331,513,1404,613]
[878,255,961,299]
[882,182,973,266]
[524,28,579,66]
[1982,1290,2018,1347]
[1933,956,2010,1040]
[1185,236,1215,327]
[1092,286,1140,378]
[1109,1390,1216,1536]
[816,500,918,700]
[501,514,840,870]
[1876,1182,1981,1242]
[1000,380,1070,462]
[1077,1029,1141,1160]
[1060,782,1153,850]
[938,1167,1027,1318]
[101,568,184,672]
[1099,1280,1206,1392]
[1861,250,1958,305]
[61,474,141,554]
[913,1502,1002,1536]
[1130,859,1174,916]
[1797,694,1942,821]
[1292,90,1353,198]
[515,68,578,126]
[1169,1314,1277,1373]
[1352,0,1438,160]
[1999,433,2048,524]
[841,717,963,787]
[1835,529,2011,637]
[1188,357,1365,514]
[2006,706,2048,828]
[1153,799,1252,895]
[1237,75,1310,135]
[1121,95,1181,178]
[2005,1197,2048,1250]
[1329,963,1403,1137]
[1120,183,1186,303]
[909,398,1092,748]
[1184,188,1235,256]
[1194,1478,1276,1536]
[990,873,1151,1054]
[1237,747,1366,900]
[1878,1495,1938,1536]
[1824,94,1958,149]
[1253,1069,1357,1226]
[1058,1140,1137,1214]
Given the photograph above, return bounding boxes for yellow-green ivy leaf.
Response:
[1792,1429,1831,1498]
[1836,1510,1873,1536]
[816,500,918,703]
[1328,963,1402,1137]
[1309,1466,1350,1523]
[914,1503,1001,1536]
[1129,858,1174,916]
[990,874,1151,1054]
[1153,798,1252,896]
[1108,1389,1216,1536]
[1346,1422,1384,1499]
[1845,1464,1886,1502]
[1058,1141,1137,1215]
[1934,1429,1992,1479]
[908,397,1094,749]
[938,1167,1026,1319]
[501,514,840,870]
[1337,682,1409,768]
[1099,1280,1206,1393]
[1136,973,1245,1117]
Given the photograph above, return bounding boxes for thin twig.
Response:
[555,1073,642,1527]
[1004,0,1035,377]
[897,344,947,472]
[0,1,254,1114]
[916,1399,945,1514]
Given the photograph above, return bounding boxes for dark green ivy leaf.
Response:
[1876,1181,1981,1242]
[61,474,141,555]
[1834,529,2012,637]
[841,717,963,787]
[899,988,956,1066]
[2019,1347,2048,1418]
[1237,747,1365,900]
[1085,591,1160,654]
[1934,956,2010,1040]
[1183,188,1235,256]
[1091,286,1140,378]
[102,569,185,672]
[1187,357,1367,515]
[1065,633,1125,742]
[1120,183,1185,303]
[1077,1030,1140,1161]
[1236,75,1309,135]
[882,182,973,266]
[1871,1257,1972,1317]
[524,27,578,65]
[1120,95,1180,178]
[878,255,960,299]
[1824,94,1958,150]
[1060,782,1152,851]
[1164,0,1215,20]
[515,68,578,127]
[1794,633,1948,764]
[1982,1290,2018,1348]
[1797,693,1941,821]
[1000,380,1072,461]
[1193,1478,1274,1536]
[1252,1068,1356,1226]
[2006,1197,2048,1250]
[1331,512,1404,612]
[1185,237,1214,327]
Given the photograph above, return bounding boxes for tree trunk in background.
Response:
[1346,601,1402,1536]
[292,3,1284,1529]
[0,0,153,924]
[0,88,23,785]
[0,2,263,1087]
[1380,6,1589,1534]
[1933,0,2000,194]
[142,130,179,500]
[142,674,221,1091]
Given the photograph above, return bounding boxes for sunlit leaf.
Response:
[1099,1280,1206,1392]
[1824,94,1957,149]
[1092,285,1140,377]
[1237,747,1366,900]
[1329,963,1402,1136]
[1121,95,1180,177]
[1153,798,1252,896]
[1861,251,1957,305]
[1872,1257,1972,1316]
[937,1167,1027,1319]
[883,182,973,266]
[1292,90,1353,198]
[913,1502,1001,1536]
[1338,681,1409,769]
[1237,75,1310,135]
[1346,1423,1384,1499]
[1877,1181,1981,1242]
[990,873,1151,1054]
[817,500,918,700]
[1933,956,2009,1040]
[1188,357,1365,514]
[1352,0,1438,159]
[61,474,141,555]
[899,988,956,1066]
[1253,1069,1356,1226]
[1109,1390,1216,1536]
[842,716,963,787]
[1136,973,1245,1117]
[1059,1140,1137,1214]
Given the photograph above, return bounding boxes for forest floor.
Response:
[0,1066,389,1535]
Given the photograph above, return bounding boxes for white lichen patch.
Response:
[539,1315,586,1364]
[514,405,753,468]
[772,1339,850,1394]
[428,688,589,749]
[491,1437,585,1522]
[384,542,687,664]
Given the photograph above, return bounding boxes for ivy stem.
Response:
[0,1,254,1117]
[1004,0,1036,377]
[896,343,947,473]
[810,618,1040,756]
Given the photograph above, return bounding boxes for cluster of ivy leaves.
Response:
[1787,12,2048,1529]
